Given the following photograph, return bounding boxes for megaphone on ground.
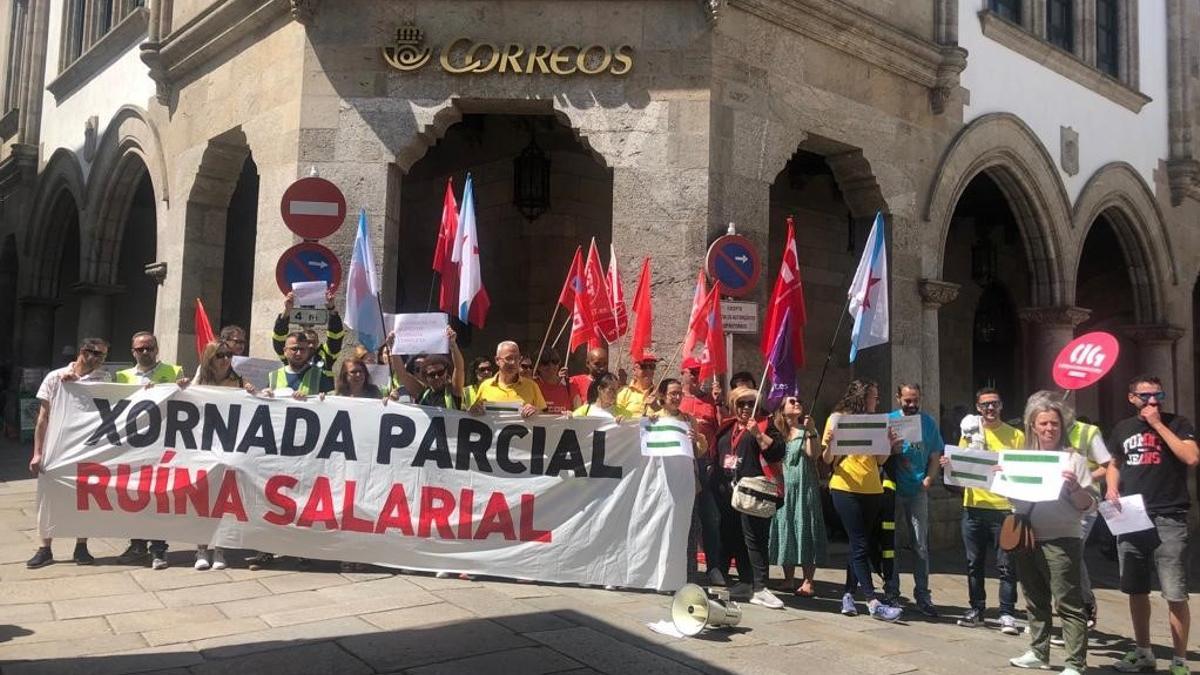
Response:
[671,583,743,636]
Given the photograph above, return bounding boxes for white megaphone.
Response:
[671,583,743,636]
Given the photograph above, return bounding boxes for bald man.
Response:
[570,347,609,408]
[468,341,546,418]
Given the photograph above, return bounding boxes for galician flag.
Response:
[847,211,888,362]
[451,173,490,328]
[344,209,386,352]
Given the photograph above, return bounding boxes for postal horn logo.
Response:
[382,23,432,72]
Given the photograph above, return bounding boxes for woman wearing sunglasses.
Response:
[768,395,825,597]
[711,386,785,608]
[187,341,256,571]
[462,357,496,410]
[821,379,903,621]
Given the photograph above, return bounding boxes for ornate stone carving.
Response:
[930,46,967,115]
[1122,323,1185,345]
[1060,126,1079,176]
[701,0,725,24]
[83,116,98,162]
[918,278,960,308]
[1166,159,1200,207]
[1018,306,1091,327]
[290,0,318,25]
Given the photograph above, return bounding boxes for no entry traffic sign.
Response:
[1052,331,1120,390]
[275,242,342,295]
[706,234,761,299]
[280,177,346,240]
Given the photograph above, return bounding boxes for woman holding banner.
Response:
[821,379,903,621]
[570,372,630,420]
[188,341,256,571]
[712,387,786,609]
[768,395,825,597]
[1006,393,1096,675]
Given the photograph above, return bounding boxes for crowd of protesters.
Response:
[21,291,1198,674]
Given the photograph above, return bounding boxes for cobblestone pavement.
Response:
[1,444,1197,675]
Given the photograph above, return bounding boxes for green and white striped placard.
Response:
[639,418,693,458]
[831,414,891,455]
[991,450,1069,502]
[943,446,999,489]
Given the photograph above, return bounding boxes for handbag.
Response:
[732,475,784,518]
[999,504,1037,553]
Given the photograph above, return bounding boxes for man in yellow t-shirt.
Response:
[616,355,658,416]
[468,341,545,418]
[947,387,1024,634]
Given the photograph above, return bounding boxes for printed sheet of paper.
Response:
[830,414,891,455]
[391,313,450,355]
[367,364,391,390]
[943,446,998,489]
[888,414,922,443]
[1098,494,1155,535]
[230,356,282,389]
[990,450,1069,502]
[640,417,694,458]
[291,280,327,308]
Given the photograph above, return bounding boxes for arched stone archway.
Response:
[23,149,86,298]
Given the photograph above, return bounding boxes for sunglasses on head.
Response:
[1135,392,1167,402]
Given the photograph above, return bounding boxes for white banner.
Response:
[38,383,694,591]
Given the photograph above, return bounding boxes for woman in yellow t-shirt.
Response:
[821,378,902,621]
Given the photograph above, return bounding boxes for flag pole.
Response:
[532,303,562,374]
[809,296,852,413]
[426,273,438,312]
[549,313,572,351]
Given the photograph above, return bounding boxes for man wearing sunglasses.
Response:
[617,355,658,417]
[113,332,183,570]
[26,337,112,569]
[1106,375,1198,675]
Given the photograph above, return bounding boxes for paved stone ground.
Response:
[1,441,1198,675]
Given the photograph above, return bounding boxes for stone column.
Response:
[917,279,960,417]
[72,282,124,344]
[1019,306,1091,392]
[17,297,59,368]
[1123,324,1185,411]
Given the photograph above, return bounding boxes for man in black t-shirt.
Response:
[1106,374,1199,675]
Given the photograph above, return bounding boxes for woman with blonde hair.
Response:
[1006,392,1096,675]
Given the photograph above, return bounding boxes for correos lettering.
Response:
[436,37,633,76]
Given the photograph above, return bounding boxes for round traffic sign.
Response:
[1052,331,1120,390]
[275,242,342,295]
[280,177,346,240]
[705,234,761,299]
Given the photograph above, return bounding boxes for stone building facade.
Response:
[1,0,1199,548]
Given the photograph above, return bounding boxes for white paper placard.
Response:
[990,450,1069,502]
[291,280,327,308]
[1098,494,1155,535]
[366,364,391,390]
[390,313,450,355]
[640,417,693,458]
[888,414,922,443]
[230,356,282,389]
[830,413,891,455]
[943,446,998,489]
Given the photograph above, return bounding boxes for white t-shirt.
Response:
[36,365,111,403]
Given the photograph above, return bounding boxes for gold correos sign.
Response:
[382,24,633,76]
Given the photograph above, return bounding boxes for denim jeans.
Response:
[832,489,882,599]
[885,490,931,603]
[961,507,1017,615]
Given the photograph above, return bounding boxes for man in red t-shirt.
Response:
[569,347,609,408]
[679,356,726,586]
[678,357,719,456]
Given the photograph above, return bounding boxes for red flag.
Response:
[681,270,708,358]
[194,298,215,360]
[433,178,459,315]
[585,239,618,344]
[559,248,596,351]
[761,215,807,368]
[607,243,628,338]
[688,284,727,380]
[628,258,652,362]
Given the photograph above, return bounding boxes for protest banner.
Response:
[639,417,693,458]
[829,413,891,455]
[943,446,998,489]
[990,450,1068,502]
[38,383,694,591]
[391,313,450,355]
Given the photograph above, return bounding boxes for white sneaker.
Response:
[211,549,226,570]
[1008,650,1051,669]
[193,550,210,571]
[435,571,451,579]
[750,589,784,609]
[999,613,1021,635]
[1059,668,1083,675]
[1113,650,1156,673]
[152,556,168,570]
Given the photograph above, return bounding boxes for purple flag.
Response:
[766,308,799,410]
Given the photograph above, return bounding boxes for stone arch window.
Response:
[57,0,144,72]
[979,0,1143,108]
[2,0,26,114]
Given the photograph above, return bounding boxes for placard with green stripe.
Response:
[639,417,693,458]
[990,450,1069,502]
[830,413,891,455]
[943,446,998,489]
